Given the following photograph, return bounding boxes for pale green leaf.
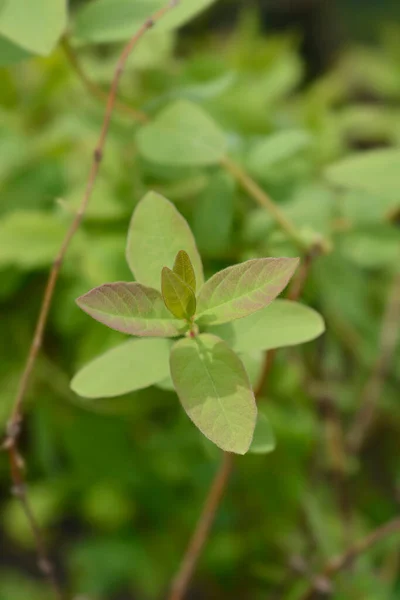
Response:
[71,338,171,398]
[0,211,72,269]
[170,333,257,454]
[248,411,276,454]
[0,0,67,56]
[196,258,299,326]
[173,250,196,292]
[248,130,312,177]
[0,35,31,66]
[208,300,325,353]
[76,282,183,337]
[73,0,218,44]
[161,267,196,320]
[325,149,400,208]
[136,100,227,166]
[126,192,204,290]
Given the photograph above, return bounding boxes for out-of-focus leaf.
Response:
[248,411,276,454]
[76,282,183,337]
[196,258,299,326]
[193,171,234,256]
[161,267,196,320]
[340,227,400,269]
[248,130,312,176]
[71,338,171,398]
[170,333,257,454]
[73,0,218,44]
[208,300,325,353]
[126,192,204,290]
[0,35,31,66]
[0,0,67,56]
[136,100,227,166]
[0,211,73,269]
[325,149,400,209]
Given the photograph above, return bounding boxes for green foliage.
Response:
[0,0,66,56]
[71,338,171,398]
[136,100,227,166]
[170,333,257,454]
[2,5,400,598]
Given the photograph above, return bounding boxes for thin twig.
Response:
[347,269,400,454]
[300,517,400,600]
[2,2,180,596]
[221,156,309,253]
[61,37,148,123]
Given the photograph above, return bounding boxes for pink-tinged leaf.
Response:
[196,257,299,326]
[170,333,257,454]
[76,282,183,337]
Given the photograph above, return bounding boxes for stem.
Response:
[300,517,400,600]
[2,2,180,596]
[168,453,234,600]
[221,156,309,253]
[347,269,400,454]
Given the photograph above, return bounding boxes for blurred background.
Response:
[1,1,400,599]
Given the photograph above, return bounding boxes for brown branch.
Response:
[2,2,180,597]
[347,269,400,454]
[300,516,400,600]
[61,37,148,123]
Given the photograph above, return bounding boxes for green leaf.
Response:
[248,412,276,454]
[73,0,218,44]
[208,300,325,353]
[0,35,31,66]
[76,282,183,337]
[170,333,257,454]
[0,211,73,269]
[0,0,67,56]
[161,267,196,320]
[126,192,204,290]
[196,258,299,326]
[193,171,234,256]
[325,149,400,209]
[248,130,312,176]
[173,250,196,292]
[136,100,227,166]
[71,338,171,398]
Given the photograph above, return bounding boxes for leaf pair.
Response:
[162,250,196,321]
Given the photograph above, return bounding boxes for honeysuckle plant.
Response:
[72,192,325,454]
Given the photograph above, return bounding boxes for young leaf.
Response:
[0,0,67,56]
[71,338,171,398]
[161,267,196,320]
[208,300,325,353]
[126,192,204,290]
[173,250,196,292]
[248,412,276,455]
[196,257,299,326]
[136,100,227,166]
[76,282,183,337]
[170,333,257,454]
